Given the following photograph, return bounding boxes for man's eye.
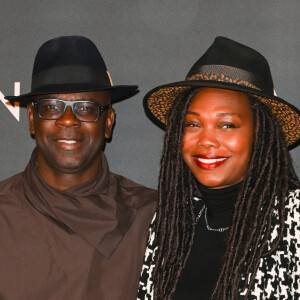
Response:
[77,106,90,112]
[76,105,97,113]
[45,105,59,111]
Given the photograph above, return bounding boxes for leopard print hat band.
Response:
[143,37,300,149]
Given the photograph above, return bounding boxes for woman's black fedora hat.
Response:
[144,36,300,149]
[5,35,138,103]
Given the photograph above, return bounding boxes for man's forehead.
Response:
[34,90,111,103]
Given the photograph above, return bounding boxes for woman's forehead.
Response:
[189,88,251,110]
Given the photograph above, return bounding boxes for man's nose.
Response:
[55,107,81,127]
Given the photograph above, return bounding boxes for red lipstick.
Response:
[193,154,228,170]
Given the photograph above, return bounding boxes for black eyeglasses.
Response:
[32,99,111,122]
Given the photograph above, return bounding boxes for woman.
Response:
[138,37,300,299]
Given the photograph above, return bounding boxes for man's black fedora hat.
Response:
[5,35,138,103]
[143,36,300,149]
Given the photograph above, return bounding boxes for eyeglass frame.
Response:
[32,98,111,122]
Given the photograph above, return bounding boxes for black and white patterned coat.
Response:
[137,189,300,299]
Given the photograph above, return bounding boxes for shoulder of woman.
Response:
[285,189,300,220]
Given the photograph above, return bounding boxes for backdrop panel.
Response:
[0,0,299,188]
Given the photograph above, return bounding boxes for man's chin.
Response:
[52,161,90,174]
[36,148,103,176]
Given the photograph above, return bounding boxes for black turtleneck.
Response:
[173,182,242,300]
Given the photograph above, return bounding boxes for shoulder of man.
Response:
[109,172,157,213]
[0,172,24,196]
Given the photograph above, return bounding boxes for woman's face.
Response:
[182,87,253,189]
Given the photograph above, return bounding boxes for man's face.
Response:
[28,90,115,184]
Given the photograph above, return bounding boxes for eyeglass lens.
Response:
[37,99,101,122]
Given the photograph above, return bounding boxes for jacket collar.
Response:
[22,149,137,258]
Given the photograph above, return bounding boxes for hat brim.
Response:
[5,83,138,103]
[143,80,300,150]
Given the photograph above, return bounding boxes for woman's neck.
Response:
[196,181,242,227]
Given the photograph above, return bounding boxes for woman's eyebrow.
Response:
[186,111,199,116]
[216,112,239,117]
[186,111,239,117]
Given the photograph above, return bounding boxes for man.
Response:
[0,36,157,300]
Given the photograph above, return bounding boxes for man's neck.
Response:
[36,159,101,190]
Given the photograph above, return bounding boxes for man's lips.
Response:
[57,139,78,144]
[55,138,82,150]
[193,154,228,170]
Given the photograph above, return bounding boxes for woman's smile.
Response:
[182,88,253,189]
[193,154,229,170]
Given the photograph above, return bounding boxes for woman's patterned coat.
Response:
[137,189,300,300]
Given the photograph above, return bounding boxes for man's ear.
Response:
[27,104,35,135]
[105,108,115,139]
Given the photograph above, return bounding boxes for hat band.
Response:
[186,65,262,91]
[32,65,111,91]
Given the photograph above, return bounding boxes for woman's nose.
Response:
[196,128,220,149]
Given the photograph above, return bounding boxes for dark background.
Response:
[0,0,299,188]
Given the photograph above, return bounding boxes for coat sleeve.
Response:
[247,189,300,299]
[137,214,156,300]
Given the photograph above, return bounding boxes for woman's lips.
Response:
[193,154,228,170]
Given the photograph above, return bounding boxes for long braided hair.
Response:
[153,88,300,299]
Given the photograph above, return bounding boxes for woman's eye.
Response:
[185,122,200,127]
[221,123,237,129]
